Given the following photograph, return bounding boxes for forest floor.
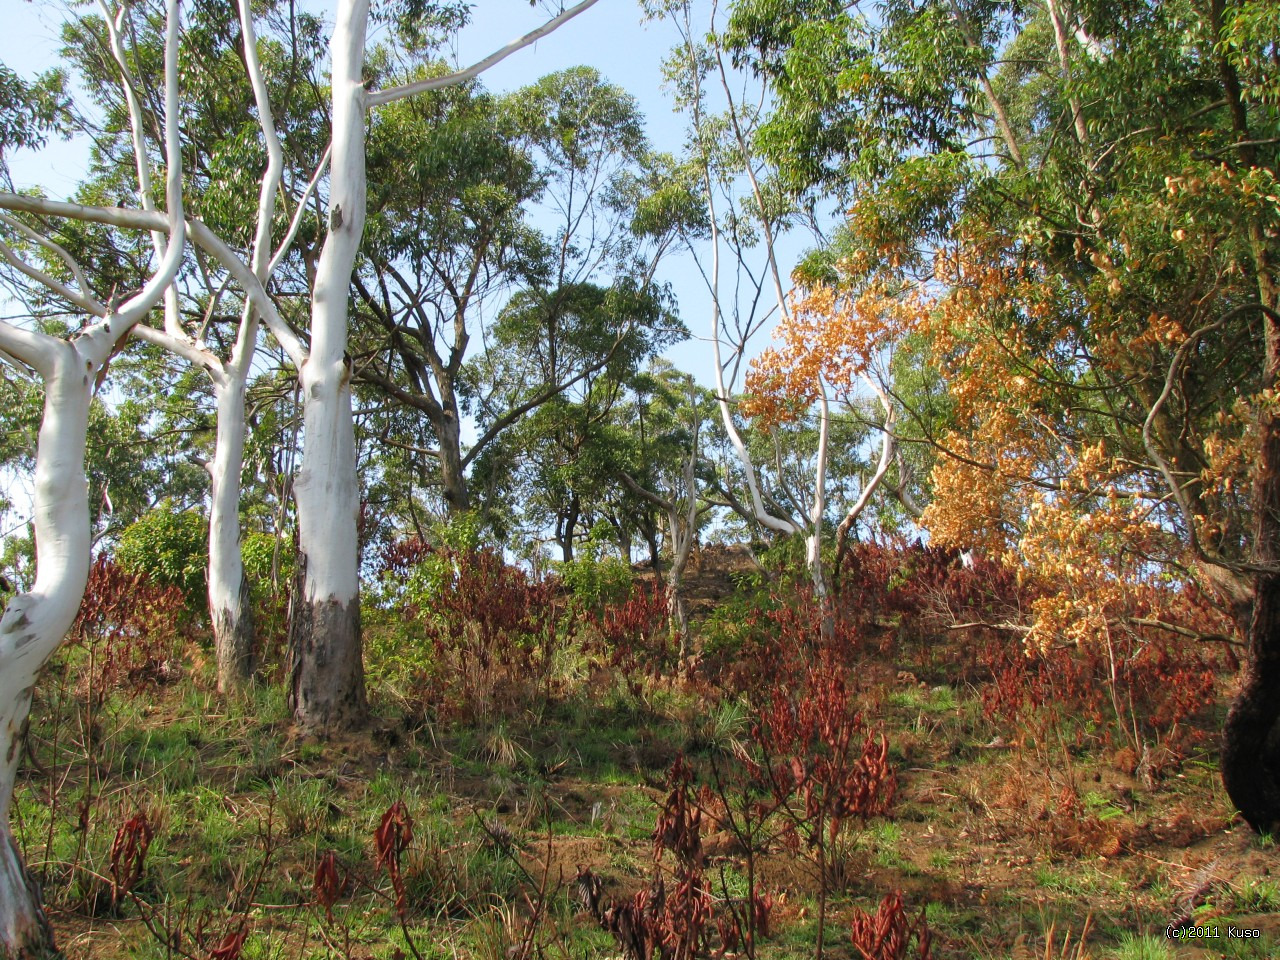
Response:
[14,546,1279,960]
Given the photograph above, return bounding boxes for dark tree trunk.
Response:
[1221,293,1280,832]
[437,409,470,513]
[289,552,368,735]
[645,527,662,579]
[558,496,580,563]
[1212,13,1280,828]
[1220,397,1280,830]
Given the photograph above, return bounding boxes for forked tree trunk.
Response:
[209,377,255,694]
[288,0,370,734]
[0,3,183,925]
[0,345,94,958]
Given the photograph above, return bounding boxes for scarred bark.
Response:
[2,679,54,957]
[287,0,370,734]
[288,360,368,733]
[289,550,367,735]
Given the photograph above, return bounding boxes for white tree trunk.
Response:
[209,376,254,694]
[288,0,370,734]
[0,0,183,940]
[0,344,91,957]
[283,0,601,733]
[808,386,833,639]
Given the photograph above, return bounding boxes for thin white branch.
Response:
[132,322,225,383]
[268,144,331,276]
[0,195,307,368]
[238,0,284,282]
[86,0,187,350]
[366,0,602,107]
[0,212,96,302]
[840,375,896,531]
[688,4,796,537]
[0,236,107,318]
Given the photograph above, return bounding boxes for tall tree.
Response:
[286,0,601,732]
[0,0,185,947]
[469,279,685,556]
[353,66,667,519]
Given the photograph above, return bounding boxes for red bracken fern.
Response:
[849,890,932,960]
[313,850,343,923]
[109,811,154,907]
[375,801,414,918]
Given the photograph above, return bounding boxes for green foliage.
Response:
[239,531,294,595]
[557,544,634,613]
[114,504,208,610]
[0,59,69,167]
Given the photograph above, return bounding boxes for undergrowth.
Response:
[11,541,1264,959]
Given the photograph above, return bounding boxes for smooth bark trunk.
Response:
[288,0,370,734]
[0,345,93,958]
[209,378,255,694]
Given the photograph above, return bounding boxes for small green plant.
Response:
[869,821,907,869]
[1234,877,1280,911]
[1111,932,1173,960]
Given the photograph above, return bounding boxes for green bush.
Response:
[558,553,633,613]
[114,503,208,609]
[240,529,295,600]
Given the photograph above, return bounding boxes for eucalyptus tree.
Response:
[0,1,185,947]
[51,0,331,693]
[615,360,717,659]
[469,278,686,556]
[352,66,669,519]
[352,72,540,514]
[280,0,601,731]
[646,0,904,639]
[1,0,603,734]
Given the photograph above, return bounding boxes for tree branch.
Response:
[366,0,602,107]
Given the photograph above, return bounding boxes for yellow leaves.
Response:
[744,280,920,429]
[1125,313,1182,353]
[1200,404,1258,502]
[1018,485,1173,654]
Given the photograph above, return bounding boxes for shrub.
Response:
[559,552,634,614]
[374,538,572,722]
[114,503,208,611]
[70,556,190,698]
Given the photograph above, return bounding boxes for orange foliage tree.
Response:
[744,282,915,585]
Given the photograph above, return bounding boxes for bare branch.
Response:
[367,0,602,107]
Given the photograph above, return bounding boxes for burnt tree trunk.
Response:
[1220,345,1280,830]
[1220,296,1280,830]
